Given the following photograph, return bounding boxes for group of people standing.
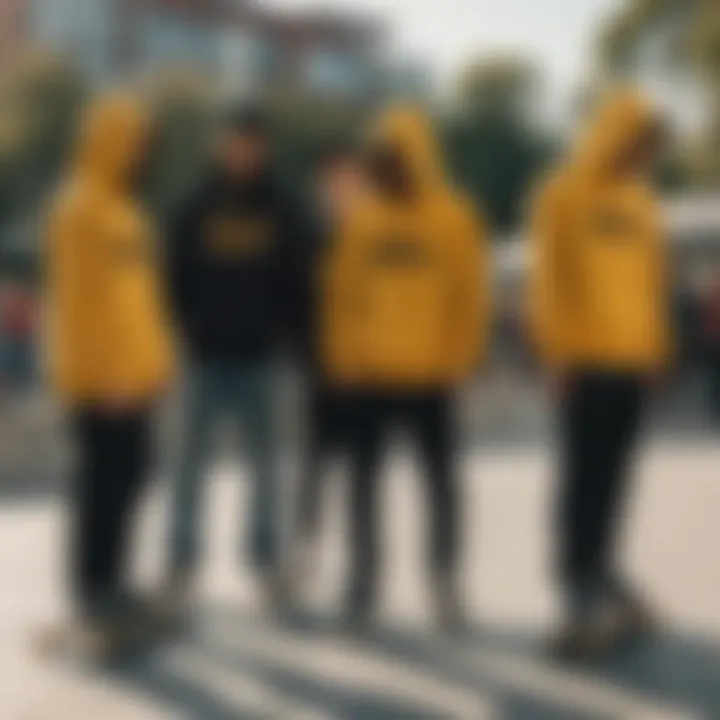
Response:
[44,85,671,664]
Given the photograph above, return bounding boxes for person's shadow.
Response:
[105,604,720,719]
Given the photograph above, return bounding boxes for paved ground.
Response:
[1,442,720,719]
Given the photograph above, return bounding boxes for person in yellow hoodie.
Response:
[45,92,173,659]
[529,88,671,660]
[322,106,489,630]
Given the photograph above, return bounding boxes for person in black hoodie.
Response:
[165,107,308,615]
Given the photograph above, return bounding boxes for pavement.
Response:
[1,442,720,719]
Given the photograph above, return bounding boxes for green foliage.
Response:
[0,53,86,277]
[143,98,215,222]
[271,96,369,183]
[455,55,540,120]
[599,0,720,186]
[448,54,556,233]
[0,53,558,278]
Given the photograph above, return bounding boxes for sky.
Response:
[266,0,622,116]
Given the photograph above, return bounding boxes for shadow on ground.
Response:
[107,604,720,719]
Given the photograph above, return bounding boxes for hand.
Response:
[96,392,141,415]
[646,367,672,393]
[547,367,570,398]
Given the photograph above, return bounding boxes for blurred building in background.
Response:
[12,0,390,103]
[0,0,29,68]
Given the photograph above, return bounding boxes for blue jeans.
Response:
[170,362,280,574]
[0,336,35,390]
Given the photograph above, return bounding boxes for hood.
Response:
[74,92,149,189]
[370,105,446,192]
[571,88,658,179]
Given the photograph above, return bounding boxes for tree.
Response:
[599,0,720,185]
[0,51,86,277]
[447,54,555,234]
[455,55,541,121]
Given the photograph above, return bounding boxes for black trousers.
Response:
[345,391,458,603]
[558,371,644,589]
[706,348,720,423]
[70,407,152,616]
[296,381,352,539]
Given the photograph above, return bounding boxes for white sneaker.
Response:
[154,573,196,634]
[288,536,318,601]
[259,569,292,617]
[35,618,125,665]
[434,576,467,635]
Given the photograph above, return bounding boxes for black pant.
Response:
[558,371,644,589]
[296,382,351,539]
[345,391,458,604]
[70,407,152,616]
[706,348,720,423]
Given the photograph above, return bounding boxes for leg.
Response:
[593,376,644,581]
[169,367,222,578]
[406,392,463,630]
[552,373,646,660]
[236,365,281,573]
[557,373,608,609]
[105,410,153,596]
[70,410,114,615]
[295,384,327,543]
[410,393,458,581]
[71,410,151,617]
[345,394,385,616]
[580,375,656,641]
[709,353,720,424]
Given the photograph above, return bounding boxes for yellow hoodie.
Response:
[529,90,671,372]
[322,106,489,388]
[46,93,174,403]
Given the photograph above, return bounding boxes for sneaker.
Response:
[154,572,196,635]
[606,576,660,641]
[35,617,125,666]
[550,579,622,663]
[342,583,375,635]
[343,598,374,635]
[287,534,317,602]
[548,618,619,663]
[434,575,467,636]
[259,568,292,617]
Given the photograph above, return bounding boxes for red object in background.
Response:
[0,286,35,340]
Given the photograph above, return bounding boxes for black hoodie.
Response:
[168,169,312,364]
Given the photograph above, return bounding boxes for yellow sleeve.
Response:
[447,202,488,379]
[47,202,107,395]
[320,218,365,383]
[527,182,573,367]
[48,200,138,397]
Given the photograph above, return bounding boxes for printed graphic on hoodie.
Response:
[204,215,276,258]
[370,235,431,268]
[590,206,643,241]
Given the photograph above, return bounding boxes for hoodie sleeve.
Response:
[47,199,131,396]
[528,179,574,367]
[47,200,98,395]
[446,199,489,379]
